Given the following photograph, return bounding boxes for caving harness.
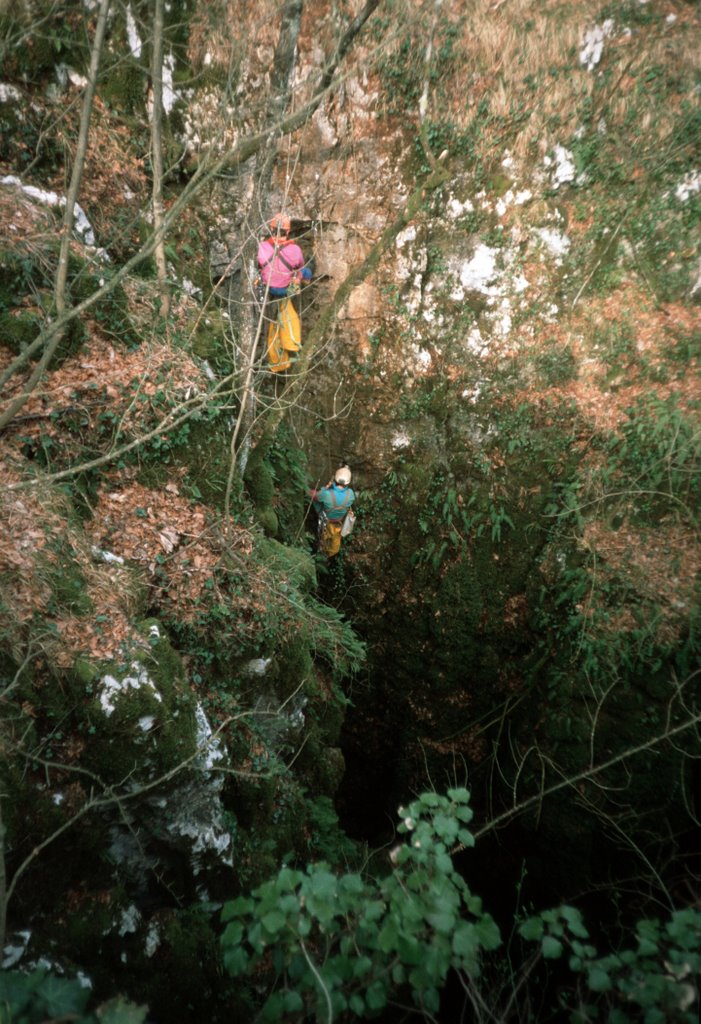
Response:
[316,485,355,557]
[257,239,299,297]
[257,239,303,371]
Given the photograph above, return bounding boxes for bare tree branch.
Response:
[0,0,112,431]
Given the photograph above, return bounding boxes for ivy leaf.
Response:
[223,947,249,975]
[433,813,458,843]
[261,910,286,935]
[519,917,544,941]
[366,982,387,1011]
[426,910,456,935]
[96,996,149,1023]
[349,993,365,1014]
[282,990,304,1012]
[587,966,611,992]
[396,933,423,965]
[452,922,478,960]
[221,896,254,921]
[475,916,501,951]
[37,976,90,1018]
[447,787,471,804]
[221,920,244,946]
[542,936,564,959]
[378,919,400,954]
[352,956,372,978]
[561,906,589,939]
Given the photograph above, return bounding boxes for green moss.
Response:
[297,732,345,797]
[210,449,279,535]
[272,637,314,699]
[256,537,316,594]
[78,622,198,785]
[256,506,279,537]
[74,657,99,686]
[0,309,39,353]
[100,59,147,116]
[0,248,138,363]
[0,250,87,363]
[68,255,139,347]
[244,454,275,507]
[0,10,89,83]
[43,550,93,616]
[533,342,577,386]
[190,308,231,368]
[488,170,513,197]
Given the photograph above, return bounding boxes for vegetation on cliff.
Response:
[0,0,699,1021]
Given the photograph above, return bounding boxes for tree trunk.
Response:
[151,0,170,319]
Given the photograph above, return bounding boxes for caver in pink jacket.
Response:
[257,237,305,293]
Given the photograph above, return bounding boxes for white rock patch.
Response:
[98,663,163,717]
[126,5,142,58]
[579,20,615,72]
[0,83,23,103]
[675,171,701,203]
[544,146,576,188]
[391,430,411,450]
[162,53,177,114]
[1,175,97,246]
[118,905,142,936]
[457,243,498,293]
[446,196,475,220]
[2,931,31,969]
[145,921,161,958]
[535,227,571,263]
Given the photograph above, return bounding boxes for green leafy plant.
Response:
[221,788,501,1021]
[519,904,701,1023]
[0,969,147,1024]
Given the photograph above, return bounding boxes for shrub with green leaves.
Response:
[0,969,146,1024]
[221,788,501,1021]
[519,904,701,1023]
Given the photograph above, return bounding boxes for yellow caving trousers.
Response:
[267,298,301,373]
[320,520,344,558]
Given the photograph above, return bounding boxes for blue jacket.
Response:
[312,483,355,521]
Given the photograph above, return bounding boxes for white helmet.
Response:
[334,465,352,486]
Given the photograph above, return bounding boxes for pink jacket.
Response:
[257,238,304,290]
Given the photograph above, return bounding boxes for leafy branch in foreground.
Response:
[519,904,701,1024]
[221,788,499,1022]
[222,785,701,1023]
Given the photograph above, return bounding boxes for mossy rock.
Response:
[242,453,281,536]
[67,254,139,347]
[135,409,232,508]
[256,505,279,537]
[79,620,198,784]
[255,536,316,594]
[487,170,513,197]
[0,309,40,354]
[100,58,146,116]
[0,11,89,83]
[297,734,345,797]
[0,251,87,363]
[271,637,315,700]
[244,453,274,507]
[38,544,93,616]
[309,684,346,746]
[190,308,230,367]
[0,248,135,361]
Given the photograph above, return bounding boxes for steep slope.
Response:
[0,0,699,1020]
